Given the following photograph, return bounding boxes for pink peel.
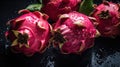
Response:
[91,1,120,37]
[41,0,81,21]
[53,11,97,54]
[5,10,51,56]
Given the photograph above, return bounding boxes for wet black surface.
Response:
[0,0,120,67]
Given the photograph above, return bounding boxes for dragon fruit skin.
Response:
[5,10,51,56]
[52,11,97,54]
[41,0,81,21]
[91,1,120,37]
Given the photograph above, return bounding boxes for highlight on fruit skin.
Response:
[5,9,52,56]
[41,0,81,21]
[91,1,120,38]
[51,11,98,54]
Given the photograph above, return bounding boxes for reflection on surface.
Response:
[0,0,120,67]
[91,37,120,67]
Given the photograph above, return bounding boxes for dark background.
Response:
[0,0,120,67]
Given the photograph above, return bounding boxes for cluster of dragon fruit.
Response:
[5,0,120,56]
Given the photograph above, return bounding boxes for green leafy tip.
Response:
[26,4,42,12]
[79,0,94,16]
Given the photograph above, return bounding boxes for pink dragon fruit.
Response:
[41,0,81,21]
[52,11,98,54]
[5,10,51,56]
[91,1,120,37]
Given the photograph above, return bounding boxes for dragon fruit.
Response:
[5,10,51,56]
[41,0,81,21]
[52,11,98,54]
[91,1,120,37]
